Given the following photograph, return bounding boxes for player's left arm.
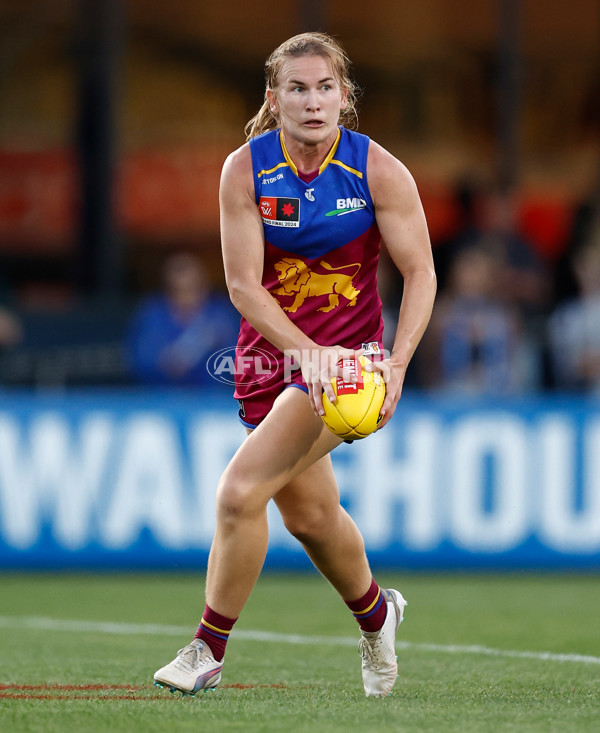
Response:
[367,140,437,427]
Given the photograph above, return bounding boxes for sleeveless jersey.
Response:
[234,126,384,406]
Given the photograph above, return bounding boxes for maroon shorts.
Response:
[236,370,307,429]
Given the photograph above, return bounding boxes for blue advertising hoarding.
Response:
[0,390,599,570]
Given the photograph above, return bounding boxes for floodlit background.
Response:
[0,0,599,571]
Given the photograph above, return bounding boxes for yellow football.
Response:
[321,356,386,440]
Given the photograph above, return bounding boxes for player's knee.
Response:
[282,504,332,544]
[215,471,262,521]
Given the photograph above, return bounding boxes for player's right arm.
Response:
[219,144,356,411]
[220,144,316,357]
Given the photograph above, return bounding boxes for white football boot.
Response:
[358,588,407,697]
[154,639,223,696]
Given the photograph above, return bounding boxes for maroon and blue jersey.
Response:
[234,126,384,426]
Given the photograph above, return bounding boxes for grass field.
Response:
[0,572,599,732]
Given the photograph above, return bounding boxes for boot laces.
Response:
[173,642,211,673]
[358,633,383,668]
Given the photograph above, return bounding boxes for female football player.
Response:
[154,31,436,698]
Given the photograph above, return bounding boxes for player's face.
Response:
[268,55,347,148]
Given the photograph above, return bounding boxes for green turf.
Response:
[0,572,599,732]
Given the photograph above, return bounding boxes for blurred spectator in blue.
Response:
[126,252,239,387]
[480,186,550,320]
[548,232,600,394]
[420,243,527,395]
[435,181,549,317]
[436,182,550,390]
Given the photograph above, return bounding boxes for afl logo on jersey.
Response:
[259,197,300,228]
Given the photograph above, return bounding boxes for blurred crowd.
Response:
[2,181,600,396]
[124,252,238,387]
[384,180,600,397]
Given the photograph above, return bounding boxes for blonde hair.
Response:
[245,32,360,140]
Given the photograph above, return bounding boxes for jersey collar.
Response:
[279,128,341,177]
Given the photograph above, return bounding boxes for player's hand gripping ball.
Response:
[321,356,386,440]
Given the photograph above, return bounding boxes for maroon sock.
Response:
[194,604,238,662]
[345,579,387,633]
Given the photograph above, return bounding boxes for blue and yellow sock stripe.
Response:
[199,618,232,641]
[352,589,384,620]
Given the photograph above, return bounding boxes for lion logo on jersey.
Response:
[271,257,361,313]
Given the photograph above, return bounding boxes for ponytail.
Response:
[244,100,278,141]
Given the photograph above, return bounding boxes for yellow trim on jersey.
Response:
[279,132,298,175]
[279,128,343,177]
[318,129,341,173]
[257,161,290,178]
[201,618,232,636]
[354,589,381,615]
[329,158,363,179]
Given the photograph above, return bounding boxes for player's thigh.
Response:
[273,454,342,538]
[219,386,342,509]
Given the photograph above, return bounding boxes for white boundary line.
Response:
[1,615,599,666]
